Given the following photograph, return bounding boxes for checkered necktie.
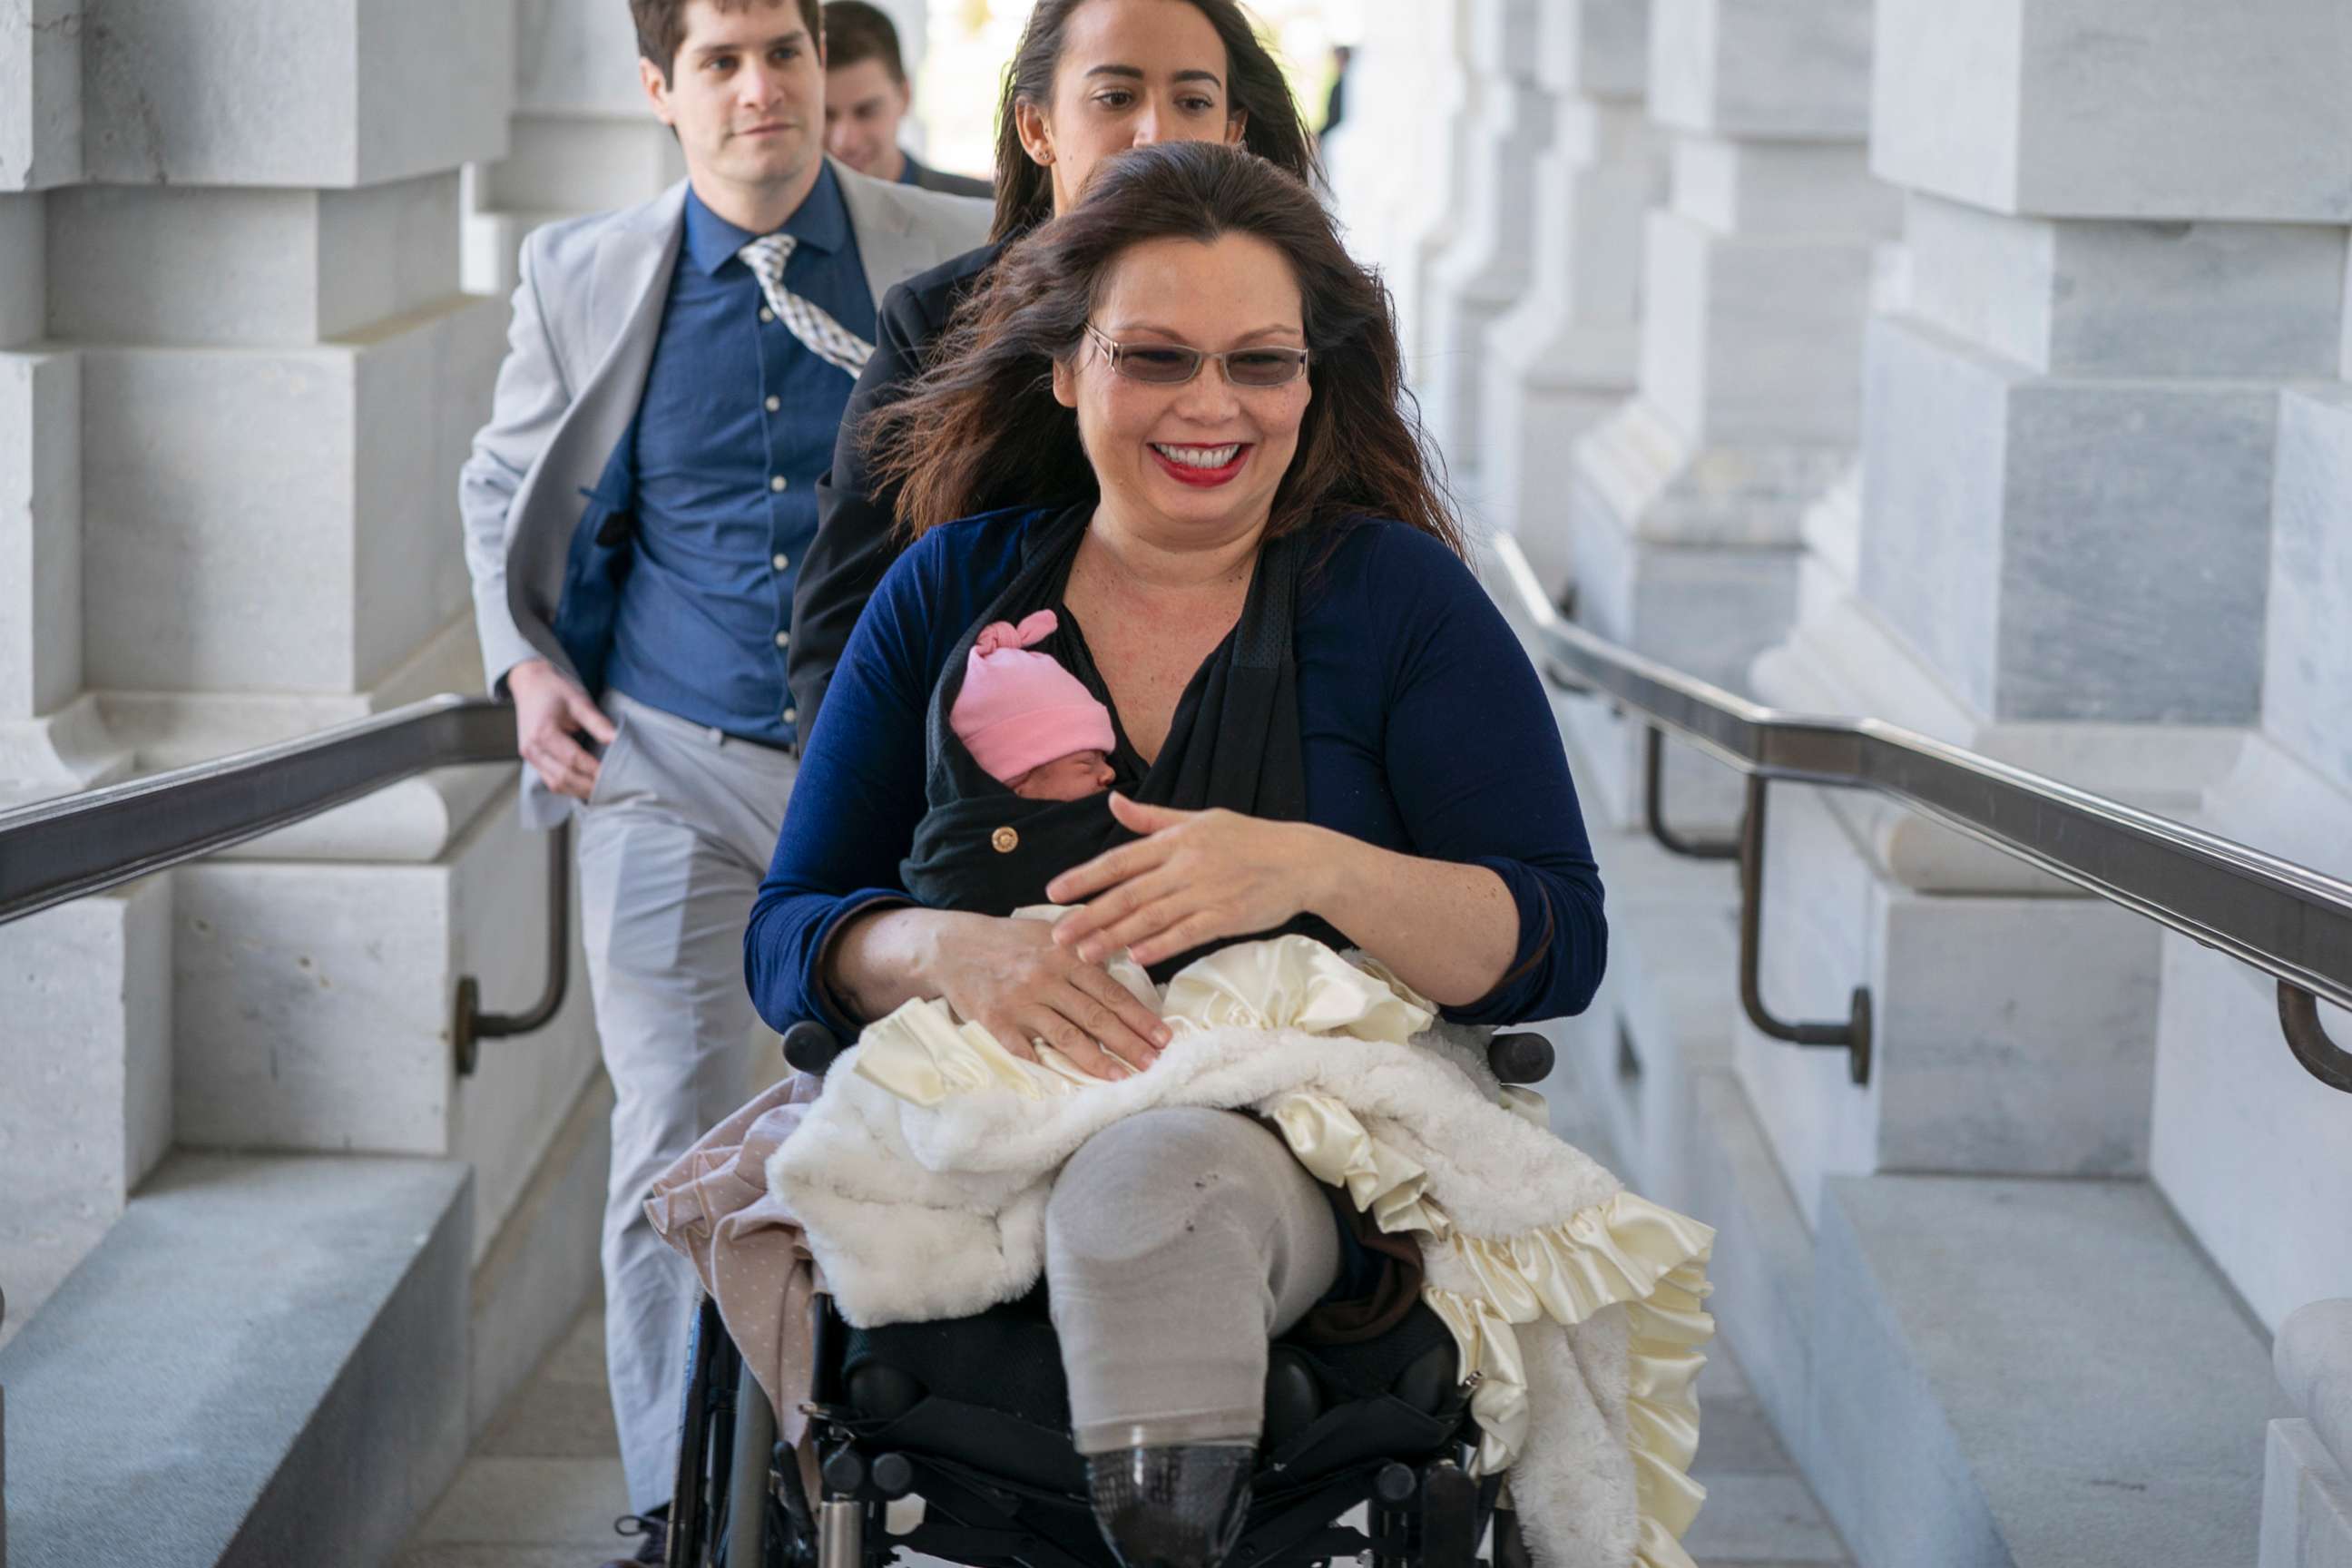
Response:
[738,234,874,377]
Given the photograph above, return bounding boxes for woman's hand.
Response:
[1045,793,1338,967]
[923,910,1172,1080]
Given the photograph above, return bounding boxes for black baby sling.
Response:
[897,505,1339,975]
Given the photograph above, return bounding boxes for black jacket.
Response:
[789,240,1007,743]
[902,153,995,201]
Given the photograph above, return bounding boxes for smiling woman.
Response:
[742,136,1609,1568]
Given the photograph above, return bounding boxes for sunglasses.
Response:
[1084,322,1312,388]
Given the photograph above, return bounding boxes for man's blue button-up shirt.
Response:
[604,167,877,749]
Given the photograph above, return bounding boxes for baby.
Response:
[949,611,1118,800]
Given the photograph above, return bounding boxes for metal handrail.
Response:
[1487,534,2352,1093]
[0,695,568,1074]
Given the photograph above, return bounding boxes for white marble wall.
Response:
[1558,0,1889,836]
[0,0,603,1333]
[1415,0,1549,488]
[1739,0,2352,1331]
[1472,0,1659,574]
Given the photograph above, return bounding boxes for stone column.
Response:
[1475,0,1659,578]
[1378,0,1476,375]
[1415,0,1549,488]
[1560,0,1891,835]
[1743,0,2352,1245]
[1323,0,1428,286]
[0,0,602,1337]
[466,0,683,294]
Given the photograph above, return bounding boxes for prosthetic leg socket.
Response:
[1085,1443,1256,1568]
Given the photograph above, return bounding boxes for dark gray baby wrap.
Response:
[898,505,1340,977]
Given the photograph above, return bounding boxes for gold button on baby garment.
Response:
[991,827,1019,854]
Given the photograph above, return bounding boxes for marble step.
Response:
[1811,1173,2278,1568]
[0,1152,473,1568]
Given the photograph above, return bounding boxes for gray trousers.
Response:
[576,691,797,1512]
[1046,1108,1343,1455]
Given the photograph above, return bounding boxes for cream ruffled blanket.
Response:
[763,922,1715,1568]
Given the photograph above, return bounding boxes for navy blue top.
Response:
[744,508,1608,1035]
[604,170,879,747]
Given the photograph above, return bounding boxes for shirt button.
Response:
[783,707,799,724]
[769,475,788,493]
[772,553,790,572]
[765,396,782,413]
[760,308,776,323]
[773,631,790,649]
[992,827,1020,854]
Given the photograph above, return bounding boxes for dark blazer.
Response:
[789,239,1007,740]
[903,153,995,201]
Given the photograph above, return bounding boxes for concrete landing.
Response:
[1811,1175,2278,1568]
[0,1152,473,1568]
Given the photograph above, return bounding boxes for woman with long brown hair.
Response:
[788,0,1323,741]
[746,142,1607,1568]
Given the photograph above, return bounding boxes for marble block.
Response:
[476,112,687,220]
[2152,929,2352,1338]
[515,0,655,117]
[0,191,44,346]
[77,291,505,694]
[47,173,463,348]
[172,794,601,1260]
[0,878,172,1330]
[1871,0,2352,221]
[1,0,82,191]
[1671,136,1900,239]
[2263,1420,2352,1568]
[1424,76,1553,469]
[1648,0,1874,141]
[2278,1302,2352,1491]
[1543,0,1651,99]
[1904,194,2349,379]
[1856,314,2276,724]
[2266,387,2352,792]
[1733,781,2163,1225]
[1640,209,1881,450]
[82,0,513,188]
[0,350,80,719]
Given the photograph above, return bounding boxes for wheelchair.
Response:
[664,1019,1557,1568]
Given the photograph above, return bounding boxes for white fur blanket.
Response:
[766,936,1713,1568]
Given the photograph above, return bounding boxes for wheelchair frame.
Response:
[665,1023,1555,1568]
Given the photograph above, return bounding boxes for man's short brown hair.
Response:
[632,0,824,83]
[821,2,906,84]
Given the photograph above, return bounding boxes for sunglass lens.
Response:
[1228,351,1307,387]
[1120,347,1201,384]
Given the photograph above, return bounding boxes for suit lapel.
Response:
[504,182,689,642]
[833,157,925,307]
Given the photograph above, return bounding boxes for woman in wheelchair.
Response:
[694,142,1712,1568]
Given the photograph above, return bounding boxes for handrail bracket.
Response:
[2278,982,2352,1094]
[1739,776,1873,1086]
[454,819,574,1076]
[1644,726,1741,861]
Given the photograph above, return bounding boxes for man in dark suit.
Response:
[821,0,993,197]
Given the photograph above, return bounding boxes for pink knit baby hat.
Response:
[950,610,1117,785]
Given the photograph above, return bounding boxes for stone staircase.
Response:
[1534,713,2337,1568]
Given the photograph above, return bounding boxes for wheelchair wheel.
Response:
[670,1297,814,1568]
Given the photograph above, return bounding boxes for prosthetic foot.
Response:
[1085,1443,1256,1568]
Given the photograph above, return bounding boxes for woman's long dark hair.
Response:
[869,142,1461,561]
[988,0,1323,242]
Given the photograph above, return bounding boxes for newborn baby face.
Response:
[1010,750,1117,801]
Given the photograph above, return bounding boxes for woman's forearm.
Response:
[1300,828,1519,1008]
[826,904,964,1024]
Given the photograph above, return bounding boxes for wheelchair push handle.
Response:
[786,1018,1554,1084]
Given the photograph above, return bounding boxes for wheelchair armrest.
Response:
[783,1019,848,1076]
[1486,1031,1553,1085]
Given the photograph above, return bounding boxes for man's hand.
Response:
[506,658,617,799]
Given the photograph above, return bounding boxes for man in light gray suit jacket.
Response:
[457,2,985,1555]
